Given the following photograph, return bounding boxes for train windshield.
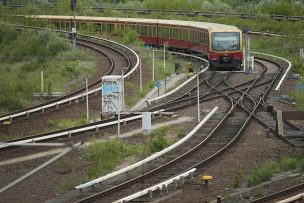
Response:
[211,32,240,51]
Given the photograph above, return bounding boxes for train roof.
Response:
[33,15,241,33]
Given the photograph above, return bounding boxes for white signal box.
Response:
[142,112,152,132]
[101,75,124,114]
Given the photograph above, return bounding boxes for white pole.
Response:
[122,68,125,112]
[163,43,166,93]
[117,89,120,138]
[140,59,142,92]
[40,70,44,97]
[152,50,155,82]
[73,7,76,50]
[197,74,200,122]
[86,77,89,122]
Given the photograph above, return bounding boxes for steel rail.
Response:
[249,182,304,203]
[146,50,209,105]
[252,52,292,91]
[0,110,164,150]
[74,61,264,202]
[75,107,217,190]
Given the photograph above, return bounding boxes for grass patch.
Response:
[247,161,280,187]
[233,173,241,188]
[56,176,80,194]
[85,139,139,179]
[47,117,88,129]
[84,125,185,180]
[52,158,76,175]
[246,152,304,187]
[0,24,97,113]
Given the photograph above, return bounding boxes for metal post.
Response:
[152,49,155,82]
[197,74,200,122]
[163,43,166,93]
[122,68,125,111]
[40,70,44,97]
[140,59,142,92]
[117,92,120,138]
[86,78,89,122]
[73,5,76,49]
[117,73,125,138]
[243,28,250,73]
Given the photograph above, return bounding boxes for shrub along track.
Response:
[0,28,139,141]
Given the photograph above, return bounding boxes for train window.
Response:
[205,32,208,44]
[139,25,145,36]
[152,26,157,37]
[93,23,101,32]
[180,29,188,40]
[194,30,200,43]
[164,27,169,38]
[147,26,152,37]
[199,31,203,43]
[190,29,194,41]
[102,23,106,32]
[120,24,125,33]
[211,32,240,51]
[106,24,114,33]
[161,27,164,38]
[140,25,152,36]
[172,28,178,39]
[160,27,165,38]
[129,24,138,32]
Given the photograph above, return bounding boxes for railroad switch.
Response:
[202,175,213,187]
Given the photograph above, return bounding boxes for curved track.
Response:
[58,56,297,203]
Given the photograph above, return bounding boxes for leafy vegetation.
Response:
[84,125,184,180]
[2,0,304,15]
[85,139,138,179]
[0,23,97,113]
[246,153,304,187]
[47,117,88,129]
[1,1,303,109]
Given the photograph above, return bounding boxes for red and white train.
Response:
[33,15,243,70]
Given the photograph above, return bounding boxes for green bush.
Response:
[0,23,17,44]
[0,27,96,113]
[247,161,279,187]
[47,118,87,129]
[256,0,304,16]
[148,135,170,154]
[233,174,241,188]
[85,139,138,179]
[280,157,298,171]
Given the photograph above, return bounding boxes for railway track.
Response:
[249,182,304,203]
[0,24,302,203]
[0,53,300,203]
[39,55,296,203]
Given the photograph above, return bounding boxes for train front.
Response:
[208,31,243,70]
